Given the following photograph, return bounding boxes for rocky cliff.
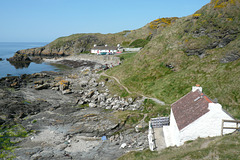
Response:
[16,34,108,56]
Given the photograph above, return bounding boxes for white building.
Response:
[163,85,237,147]
[91,44,119,55]
[123,48,142,52]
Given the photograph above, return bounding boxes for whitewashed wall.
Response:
[91,49,117,54]
[163,109,181,147]
[179,103,235,145]
[110,49,117,53]
[123,48,142,52]
[91,49,98,54]
[163,103,236,147]
[148,121,155,151]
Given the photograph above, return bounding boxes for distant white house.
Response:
[163,85,237,147]
[91,44,121,55]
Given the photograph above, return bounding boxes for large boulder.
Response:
[56,80,70,91]
[98,94,106,102]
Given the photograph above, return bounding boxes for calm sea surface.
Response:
[0,42,59,78]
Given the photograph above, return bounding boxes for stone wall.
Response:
[148,121,155,151]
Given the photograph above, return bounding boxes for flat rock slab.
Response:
[64,135,101,153]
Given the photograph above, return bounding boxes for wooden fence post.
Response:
[221,119,240,136]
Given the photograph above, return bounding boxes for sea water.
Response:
[0,42,58,78]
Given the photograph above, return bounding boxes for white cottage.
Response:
[90,45,118,55]
[163,85,237,147]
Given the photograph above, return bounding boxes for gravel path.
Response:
[101,72,132,94]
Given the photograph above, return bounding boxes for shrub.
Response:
[149,17,179,29]
[122,41,130,47]
[129,39,149,48]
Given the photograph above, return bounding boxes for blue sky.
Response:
[0,0,210,42]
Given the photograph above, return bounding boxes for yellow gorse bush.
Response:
[213,0,237,8]
[193,14,201,17]
[149,17,178,29]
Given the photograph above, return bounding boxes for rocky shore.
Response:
[0,57,148,160]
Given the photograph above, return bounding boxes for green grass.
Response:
[47,27,153,52]
[117,52,138,61]
[99,75,133,98]
[21,100,31,104]
[113,110,144,127]
[129,39,149,48]
[119,132,240,160]
[49,33,87,49]
[76,103,89,108]
[121,41,131,47]
[112,98,170,132]
[109,51,240,118]
[75,51,90,55]
[142,99,170,122]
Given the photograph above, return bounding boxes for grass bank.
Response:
[107,10,240,119]
[119,132,240,160]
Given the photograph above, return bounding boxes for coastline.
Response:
[0,55,148,159]
[0,53,120,79]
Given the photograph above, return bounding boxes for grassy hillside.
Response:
[107,0,240,119]
[119,132,240,160]
[46,17,179,51]
[46,29,150,51]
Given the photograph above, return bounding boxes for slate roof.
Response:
[91,46,117,50]
[171,89,212,130]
